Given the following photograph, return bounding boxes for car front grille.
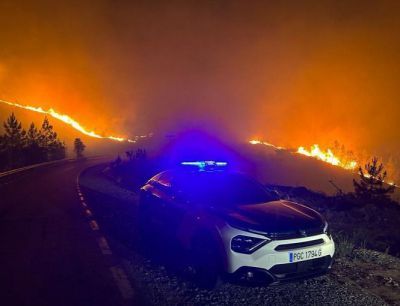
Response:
[264,227,324,240]
[274,238,324,251]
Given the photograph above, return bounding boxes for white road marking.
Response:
[76,171,134,300]
[110,266,134,300]
[97,237,112,255]
[89,220,100,231]
[85,209,93,217]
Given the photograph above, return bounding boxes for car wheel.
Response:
[189,234,223,289]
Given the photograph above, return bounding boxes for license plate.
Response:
[289,248,322,263]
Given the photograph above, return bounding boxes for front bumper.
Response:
[232,255,333,284]
[220,225,335,284]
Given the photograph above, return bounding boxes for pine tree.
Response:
[25,122,45,163]
[353,157,395,203]
[3,113,26,147]
[39,116,65,161]
[40,117,57,146]
[26,123,39,145]
[74,138,85,158]
[0,114,66,169]
[3,113,26,168]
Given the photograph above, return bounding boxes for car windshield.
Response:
[175,172,279,206]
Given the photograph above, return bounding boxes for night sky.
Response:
[0,0,399,161]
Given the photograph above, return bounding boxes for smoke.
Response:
[0,0,399,168]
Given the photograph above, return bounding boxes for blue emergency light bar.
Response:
[180,161,228,170]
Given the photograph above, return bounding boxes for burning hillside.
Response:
[0,99,144,143]
[0,99,397,190]
[249,140,358,170]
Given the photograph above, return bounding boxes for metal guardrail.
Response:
[0,159,74,178]
[0,155,109,178]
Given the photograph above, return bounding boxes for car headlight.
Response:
[231,235,270,254]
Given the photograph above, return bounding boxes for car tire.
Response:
[189,234,223,289]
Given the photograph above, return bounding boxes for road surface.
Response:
[0,159,134,306]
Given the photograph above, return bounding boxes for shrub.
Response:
[353,157,395,204]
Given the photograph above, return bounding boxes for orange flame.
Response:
[297,144,357,170]
[249,140,285,150]
[249,140,358,170]
[0,99,143,143]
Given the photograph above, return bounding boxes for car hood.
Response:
[218,200,325,237]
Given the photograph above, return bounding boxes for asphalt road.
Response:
[0,159,132,306]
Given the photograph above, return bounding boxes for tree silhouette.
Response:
[39,117,65,160]
[3,113,26,168]
[25,122,44,163]
[126,150,134,161]
[0,114,66,171]
[26,123,39,145]
[74,138,86,158]
[3,113,26,147]
[353,157,395,203]
[40,117,56,144]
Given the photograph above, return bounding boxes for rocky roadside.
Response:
[331,249,400,305]
[119,250,388,306]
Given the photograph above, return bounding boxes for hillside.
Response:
[0,104,134,157]
[243,144,399,202]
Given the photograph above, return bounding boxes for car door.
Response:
[144,172,190,238]
[164,180,190,238]
[154,173,188,238]
[154,172,191,239]
[141,172,173,231]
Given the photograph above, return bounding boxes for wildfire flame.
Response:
[0,99,395,185]
[249,140,285,150]
[249,140,358,170]
[297,145,357,170]
[0,99,143,143]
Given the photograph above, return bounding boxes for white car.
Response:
[138,161,335,288]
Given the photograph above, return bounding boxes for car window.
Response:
[175,172,279,206]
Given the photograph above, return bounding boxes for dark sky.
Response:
[0,0,399,161]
